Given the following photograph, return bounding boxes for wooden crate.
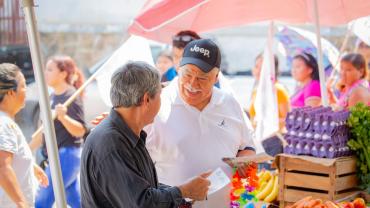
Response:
[277,154,359,207]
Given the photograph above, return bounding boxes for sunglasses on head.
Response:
[172,35,196,43]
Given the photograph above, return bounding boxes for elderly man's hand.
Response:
[178,171,211,201]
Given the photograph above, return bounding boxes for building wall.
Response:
[39,32,126,71]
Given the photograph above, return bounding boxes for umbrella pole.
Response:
[21,0,67,207]
[312,0,329,106]
[330,27,352,78]
[268,21,275,81]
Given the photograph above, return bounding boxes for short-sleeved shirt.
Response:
[337,79,370,108]
[145,79,255,208]
[0,111,36,208]
[290,80,321,108]
[80,109,183,208]
[43,88,85,152]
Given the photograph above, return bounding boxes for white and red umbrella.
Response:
[128,0,370,107]
[129,0,370,43]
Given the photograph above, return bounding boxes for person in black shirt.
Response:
[80,61,211,208]
[30,56,86,208]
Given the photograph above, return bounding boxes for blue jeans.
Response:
[35,146,81,208]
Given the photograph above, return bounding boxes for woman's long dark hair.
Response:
[293,52,320,81]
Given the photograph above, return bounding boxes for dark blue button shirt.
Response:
[80,109,183,208]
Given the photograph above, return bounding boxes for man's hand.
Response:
[33,164,48,187]
[91,112,109,125]
[178,171,211,201]
[55,104,68,121]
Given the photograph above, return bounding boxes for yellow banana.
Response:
[257,170,265,178]
[264,175,279,202]
[258,170,272,185]
[256,174,274,200]
[257,181,267,193]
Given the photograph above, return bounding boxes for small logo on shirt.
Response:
[218,119,226,128]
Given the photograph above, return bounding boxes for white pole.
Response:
[313,0,329,106]
[330,27,352,78]
[21,0,67,207]
[268,21,275,81]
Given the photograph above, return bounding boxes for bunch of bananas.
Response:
[255,170,279,203]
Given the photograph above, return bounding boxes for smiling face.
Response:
[178,64,218,110]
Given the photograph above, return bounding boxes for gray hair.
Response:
[110,61,160,108]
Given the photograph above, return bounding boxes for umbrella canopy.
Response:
[129,0,370,43]
[275,26,340,76]
[351,16,370,46]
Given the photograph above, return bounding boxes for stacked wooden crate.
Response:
[277,154,359,207]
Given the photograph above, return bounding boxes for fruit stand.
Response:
[276,104,370,207]
[226,104,370,208]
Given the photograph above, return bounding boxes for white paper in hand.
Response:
[207,168,230,195]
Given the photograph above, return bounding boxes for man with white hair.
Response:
[146,39,256,208]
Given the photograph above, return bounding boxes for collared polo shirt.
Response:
[145,78,255,208]
[80,109,182,208]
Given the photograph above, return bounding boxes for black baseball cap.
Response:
[180,39,221,73]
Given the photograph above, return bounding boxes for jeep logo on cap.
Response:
[190,44,210,58]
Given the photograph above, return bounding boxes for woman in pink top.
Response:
[331,53,370,109]
[290,52,322,108]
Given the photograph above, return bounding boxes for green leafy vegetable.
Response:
[348,103,370,193]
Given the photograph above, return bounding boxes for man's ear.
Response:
[7,89,15,97]
[2,89,15,101]
[142,92,150,107]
